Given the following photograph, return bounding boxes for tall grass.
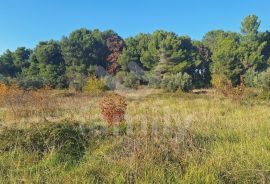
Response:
[0,89,270,183]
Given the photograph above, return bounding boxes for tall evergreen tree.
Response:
[61,28,107,81]
[0,50,16,77]
[240,15,267,72]
[210,33,244,85]
[24,40,66,88]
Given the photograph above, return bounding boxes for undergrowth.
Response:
[0,90,270,183]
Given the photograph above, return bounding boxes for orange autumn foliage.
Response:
[99,93,127,125]
[0,83,56,119]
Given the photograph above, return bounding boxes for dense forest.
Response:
[1,15,270,92]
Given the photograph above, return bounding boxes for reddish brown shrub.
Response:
[99,93,127,125]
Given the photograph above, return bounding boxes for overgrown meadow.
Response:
[0,86,270,183]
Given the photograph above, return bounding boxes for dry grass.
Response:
[0,88,270,183]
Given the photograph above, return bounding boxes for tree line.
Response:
[0,15,270,91]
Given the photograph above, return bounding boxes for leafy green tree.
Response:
[61,28,107,81]
[191,41,212,87]
[13,47,32,73]
[240,15,266,72]
[210,34,244,85]
[202,30,229,52]
[241,15,260,35]
[118,34,149,71]
[261,31,270,66]
[0,48,32,77]
[142,31,193,74]
[0,50,16,77]
[24,40,66,88]
[141,50,159,70]
[140,30,170,70]
[23,54,40,77]
[239,15,268,88]
[148,32,209,87]
[118,49,132,71]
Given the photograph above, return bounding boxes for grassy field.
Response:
[0,88,270,183]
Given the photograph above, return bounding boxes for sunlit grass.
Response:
[0,89,270,183]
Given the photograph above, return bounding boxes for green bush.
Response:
[69,80,84,91]
[160,72,192,92]
[103,75,116,90]
[115,71,140,89]
[148,76,161,88]
[123,72,140,89]
[43,123,87,161]
[256,69,270,91]
[68,74,87,91]
[115,71,126,84]
[0,74,16,86]
[83,76,108,95]
[243,69,270,92]
[243,69,258,87]
[146,72,162,88]
[0,122,88,162]
[18,76,44,89]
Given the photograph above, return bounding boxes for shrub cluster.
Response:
[99,93,127,125]
[115,71,140,89]
[147,72,192,92]
[244,69,270,91]
[212,74,245,101]
[83,76,108,95]
[211,74,233,96]
[160,73,192,92]
[256,69,270,91]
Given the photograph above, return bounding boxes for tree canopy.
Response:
[0,15,269,90]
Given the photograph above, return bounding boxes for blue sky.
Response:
[0,0,269,54]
